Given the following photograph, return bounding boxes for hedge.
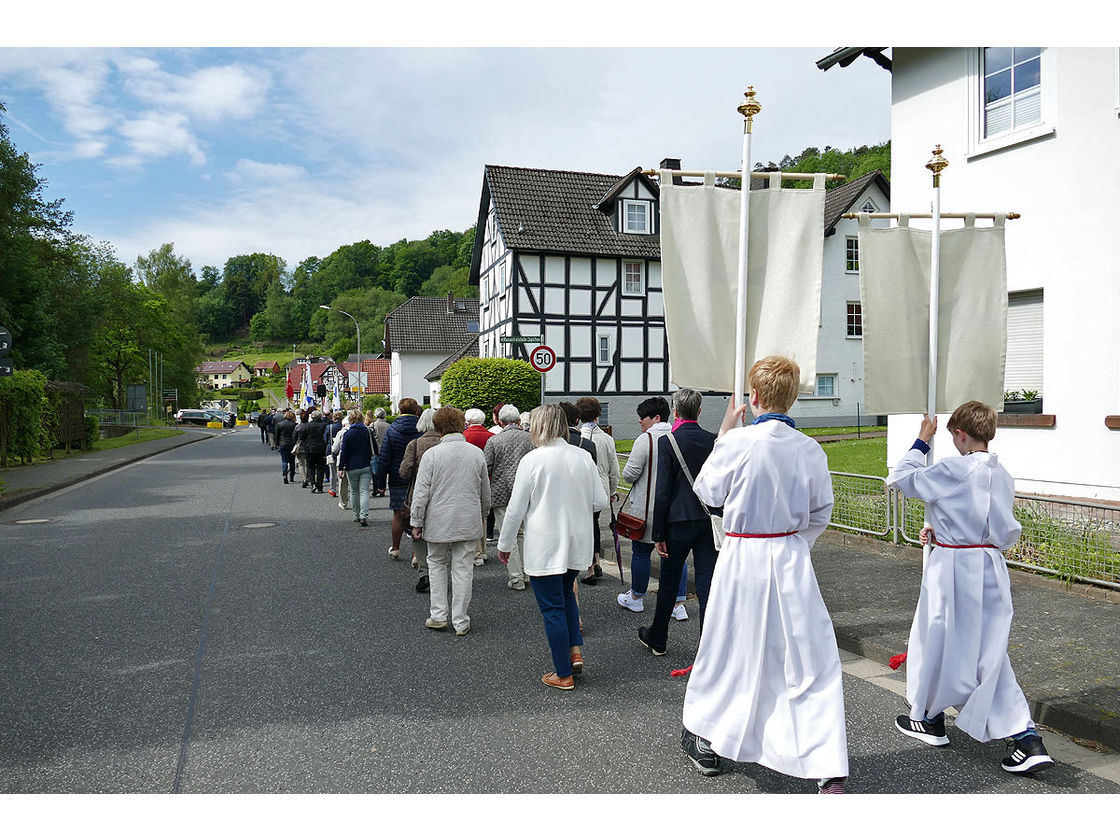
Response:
[437,358,541,415]
[0,368,48,463]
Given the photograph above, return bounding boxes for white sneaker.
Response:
[617,591,645,612]
[474,557,485,566]
[672,603,689,621]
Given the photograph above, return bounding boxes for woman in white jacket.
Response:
[498,405,608,690]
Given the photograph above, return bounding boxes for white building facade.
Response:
[861,47,1120,500]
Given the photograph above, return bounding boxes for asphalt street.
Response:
[2,427,1118,795]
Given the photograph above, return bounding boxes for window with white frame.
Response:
[845,237,859,272]
[623,261,644,295]
[846,302,863,338]
[983,47,1042,138]
[597,333,614,365]
[622,200,651,234]
[969,47,1053,156]
[500,263,506,295]
[816,374,837,398]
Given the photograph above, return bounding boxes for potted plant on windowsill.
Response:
[1002,389,1043,414]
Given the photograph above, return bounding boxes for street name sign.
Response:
[499,335,542,344]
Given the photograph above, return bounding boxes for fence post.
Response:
[890,488,899,544]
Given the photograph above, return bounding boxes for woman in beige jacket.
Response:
[410,406,491,636]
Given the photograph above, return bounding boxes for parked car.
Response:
[175,409,222,427]
[208,410,236,428]
[248,411,262,424]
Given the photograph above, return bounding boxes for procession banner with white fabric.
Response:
[857,214,1008,414]
[659,171,825,394]
[301,364,315,409]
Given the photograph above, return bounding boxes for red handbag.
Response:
[612,432,653,541]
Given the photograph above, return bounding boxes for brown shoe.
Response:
[541,672,575,690]
[569,649,584,674]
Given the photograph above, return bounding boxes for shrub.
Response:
[0,369,48,463]
[84,414,99,447]
[362,394,391,413]
[437,357,541,415]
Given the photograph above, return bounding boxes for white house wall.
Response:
[793,182,890,425]
[887,47,1120,500]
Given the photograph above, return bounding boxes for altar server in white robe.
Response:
[887,401,1054,774]
[681,356,848,794]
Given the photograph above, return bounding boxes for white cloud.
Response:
[225,158,307,186]
[118,58,270,122]
[117,110,206,165]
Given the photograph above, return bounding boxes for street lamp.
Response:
[319,305,361,392]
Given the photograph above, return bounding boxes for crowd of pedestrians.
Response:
[253,356,1054,793]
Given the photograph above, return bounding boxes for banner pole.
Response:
[924,144,949,559]
[733,87,761,414]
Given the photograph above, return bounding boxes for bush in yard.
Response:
[0,369,48,463]
[84,414,99,447]
[362,394,391,413]
[437,358,541,415]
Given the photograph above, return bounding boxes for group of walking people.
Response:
[254,353,1053,793]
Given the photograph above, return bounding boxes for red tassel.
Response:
[889,652,907,670]
[670,664,693,678]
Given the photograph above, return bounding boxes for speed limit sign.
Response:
[529,345,557,373]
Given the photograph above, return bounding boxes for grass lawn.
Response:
[819,436,888,477]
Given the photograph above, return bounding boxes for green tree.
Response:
[437,358,541,415]
[222,252,287,330]
[312,287,407,355]
[0,102,81,377]
[420,264,476,299]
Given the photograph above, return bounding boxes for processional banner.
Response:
[659,171,825,394]
[857,214,1008,414]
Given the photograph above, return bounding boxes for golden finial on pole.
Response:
[737,86,761,134]
[925,144,949,186]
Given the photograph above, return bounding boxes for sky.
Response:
[1,3,1103,277]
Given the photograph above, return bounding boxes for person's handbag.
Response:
[291,439,303,455]
[612,432,652,541]
[666,433,725,551]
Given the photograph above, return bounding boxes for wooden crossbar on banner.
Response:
[842,212,1020,220]
[643,169,846,182]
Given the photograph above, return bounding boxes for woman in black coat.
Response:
[275,411,297,484]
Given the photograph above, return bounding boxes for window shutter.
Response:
[1004,290,1043,392]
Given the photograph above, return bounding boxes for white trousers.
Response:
[427,540,475,632]
[493,505,526,583]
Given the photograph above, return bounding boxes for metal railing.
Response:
[619,452,1120,591]
[86,409,151,427]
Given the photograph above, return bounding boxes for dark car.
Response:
[249,411,262,424]
[175,409,221,427]
[209,410,236,428]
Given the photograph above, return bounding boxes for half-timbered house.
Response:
[469,162,670,432]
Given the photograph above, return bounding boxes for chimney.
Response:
[447,291,454,313]
[659,157,683,186]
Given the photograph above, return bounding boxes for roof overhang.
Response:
[816,48,892,72]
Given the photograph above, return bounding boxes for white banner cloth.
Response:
[659,171,825,394]
[858,214,1008,414]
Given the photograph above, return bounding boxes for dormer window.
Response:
[622,199,651,234]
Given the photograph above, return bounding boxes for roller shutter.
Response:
[1004,290,1043,393]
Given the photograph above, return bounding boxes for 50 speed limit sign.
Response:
[529,345,557,373]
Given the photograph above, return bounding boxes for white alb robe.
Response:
[887,448,1033,741]
[682,420,847,780]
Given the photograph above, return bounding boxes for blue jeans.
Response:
[630,540,686,602]
[346,467,372,521]
[530,569,583,678]
[279,445,294,479]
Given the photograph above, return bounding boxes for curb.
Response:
[0,433,210,512]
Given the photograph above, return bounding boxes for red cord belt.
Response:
[933,540,998,549]
[724,531,800,538]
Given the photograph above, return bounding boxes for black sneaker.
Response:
[638,627,666,656]
[1001,734,1054,773]
[415,574,430,593]
[895,713,950,746]
[680,728,721,777]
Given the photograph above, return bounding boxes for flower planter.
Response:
[1002,398,1043,415]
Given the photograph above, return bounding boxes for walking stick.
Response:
[609,497,625,586]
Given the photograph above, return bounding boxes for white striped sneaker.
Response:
[1001,735,1055,773]
[895,714,950,746]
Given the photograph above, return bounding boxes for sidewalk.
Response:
[4,431,1117,752]
[611,526,1120,751]
[0,428,212,511]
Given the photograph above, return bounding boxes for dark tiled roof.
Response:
[197,361,251,374]
[485,165,661,259]
[384,296,480,354]
[425,337,479,381]
[823,169,890,235]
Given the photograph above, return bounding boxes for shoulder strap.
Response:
[641,432,653,521]
[666,432,713,517]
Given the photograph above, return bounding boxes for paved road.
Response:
[1,427,1117,794]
